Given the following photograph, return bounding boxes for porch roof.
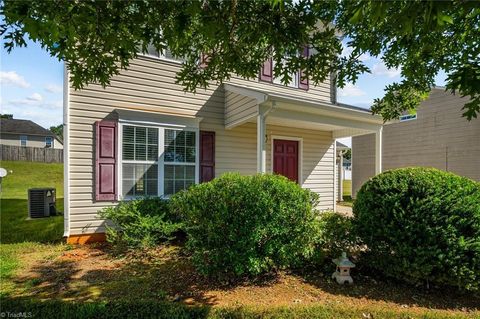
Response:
[224,83,384,138]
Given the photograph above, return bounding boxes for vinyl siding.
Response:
[224,92,258,127]
[67,55,334,235]
[0,133,63,149]
[352,90,480,197]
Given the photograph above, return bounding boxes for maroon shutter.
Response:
[200,53,210,68]
[200,131,215,182]
[95,121,117,201]
[260,58,273,82]
[298,46,309,90]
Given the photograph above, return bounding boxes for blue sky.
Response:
[1,38,446,145]
[1,39,64,128]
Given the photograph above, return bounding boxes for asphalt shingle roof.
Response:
[0,118,54,136]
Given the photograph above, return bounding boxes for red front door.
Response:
[273,139,299,183]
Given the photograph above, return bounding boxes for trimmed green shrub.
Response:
[99,198,183,249]
[354,167,480,291]
[310,211,358,265]
[171,173,320,279]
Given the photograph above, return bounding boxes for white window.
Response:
[273,59,299,88]
[20,135,27,147]
[399,114,417,122]
[45,136,53,148]
[120,124,197,199]
[145,44,185,63]
[164,130,196,195]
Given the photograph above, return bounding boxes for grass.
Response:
[1,161,64,244]
[1,298,475,319]
[339,180,353,207]
[0,162,478,318]
[0,161,67,297]
[342,179,352,197]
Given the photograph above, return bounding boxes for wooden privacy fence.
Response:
[1,145,63,163]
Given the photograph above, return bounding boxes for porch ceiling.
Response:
[224,83,384,138]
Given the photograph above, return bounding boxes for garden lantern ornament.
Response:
[332,252,355,284]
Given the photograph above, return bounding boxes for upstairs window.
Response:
[45,136,53,148]
[272,59,299,88]
[20,135,27,147]
[399,114,417,122]
[145,44,185,63]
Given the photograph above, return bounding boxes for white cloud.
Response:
[26,93,43,102]
[45,84,62,93]
[0,71,30,88]
[338,83,366,97]
[372,62,401,78]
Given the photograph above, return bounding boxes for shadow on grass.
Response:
[0,198,64,244]
[295,266,480,311]
[0,296,211,319]
[11,243,283,307]
[8,242,479,314]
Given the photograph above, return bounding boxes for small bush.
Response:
[171,173,320,279]
[354,167,480,291]
[99,197,184,249]
[309,211,357,265]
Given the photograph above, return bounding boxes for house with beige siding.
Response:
[0,118,63,149]
[63,48,384,244]
[352,89,480,197]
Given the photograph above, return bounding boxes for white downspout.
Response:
[375,126,383,175]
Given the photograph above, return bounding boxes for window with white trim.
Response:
[273,59,299,88]
[399,114,417,122]
[121,124,197,198]
[146,44,185,63]
[20,135,27,147]
[45,136,53,148]
[164,130,196,195]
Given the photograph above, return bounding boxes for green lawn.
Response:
[1,161,64,244]
[0,162,477,318]
[0,161,67,295]
[342,179,352,197]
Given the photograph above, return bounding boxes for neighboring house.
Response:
[352,89,480,197]
[63,47,385,243]
[0,118,63,149]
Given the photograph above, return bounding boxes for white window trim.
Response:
[139,45,185,65]
[117,121,200,201]
[270,135,303,185]
[20,135,27,147]
[272,59,299,89]
[45,136,53,148]
[399,114,417,122]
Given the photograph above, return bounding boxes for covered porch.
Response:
[224,83,384,210]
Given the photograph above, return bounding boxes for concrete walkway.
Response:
[336,204,353,217]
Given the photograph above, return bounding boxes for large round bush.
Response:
[171,173,319,279]
[354,167,480,291]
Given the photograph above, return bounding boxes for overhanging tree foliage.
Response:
[1,0,479,120]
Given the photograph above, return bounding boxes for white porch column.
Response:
[337,152,344,202]
[375,126,383,175]
[257,113,267,173]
